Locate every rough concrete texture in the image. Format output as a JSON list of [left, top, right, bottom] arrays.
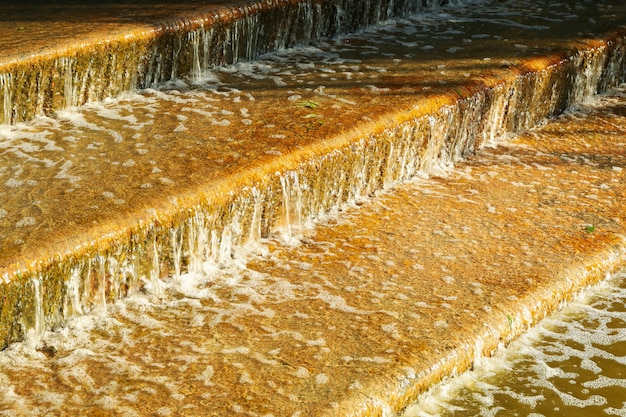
[[0, 0, 458, 124], [1, 0, 626, 350]]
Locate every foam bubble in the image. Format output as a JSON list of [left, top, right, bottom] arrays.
[[316, 373, 329, 384], [5, 178, 23, 187], [15, 217, 35, 227]]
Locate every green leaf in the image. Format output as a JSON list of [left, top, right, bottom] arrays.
[[297, 100, 321, 109]]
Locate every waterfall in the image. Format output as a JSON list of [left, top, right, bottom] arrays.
[[26, 277, 44, 344], [64, 266, 84, 319], [1, 32, 624, 349], [0, 0, 472, 126], [0, 73, 13, 125], [150, 237, 163, 298], [0, 0, 625, 351]]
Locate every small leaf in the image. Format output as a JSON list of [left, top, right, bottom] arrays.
[[297, 100, 321, 109], [585, 224, 595, 233], [507, 315, 513, 329]]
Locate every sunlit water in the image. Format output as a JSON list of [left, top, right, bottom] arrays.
[[0, 0, 625, 415], [2, 0, 623, 281], [0, 86, 624, 415], [401, 270, 626, 417]]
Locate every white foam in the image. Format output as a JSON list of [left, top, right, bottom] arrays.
[[402, 271, 626, 416], [316, 373, 329, 384], [15, 217, 35, 227]]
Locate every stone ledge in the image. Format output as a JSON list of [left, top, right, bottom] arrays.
[[1, 83, 625, 415], [1, 4, 625, 350], [0, 0, 449, 124], [0, 1, 626, 414]]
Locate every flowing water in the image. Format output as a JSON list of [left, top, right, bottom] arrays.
[[401, 270, 626, 417], [0, 85, 625, 416], [0, 0, 468, 124], [1, 0, 625, 349], [0, 0, 625, 415]]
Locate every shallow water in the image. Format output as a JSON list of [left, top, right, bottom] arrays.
[[3, 0, 624, 275], [401, 270, 626, 417], [0, 0, 625, 414], [0, 86, 625, 416]]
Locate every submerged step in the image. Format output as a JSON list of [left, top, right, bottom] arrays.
[[1, 84, 625, 416], [0, 0, 466, 125], [1, 0, 626, 351], [0, 2, 626, 415], [399, 268, 626, 415], [1, 0, 625, 125]]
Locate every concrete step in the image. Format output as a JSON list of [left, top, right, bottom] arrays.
[[1, 0, 625, 125], [1, 82, 625, 417], [1, 0, 625, 349], [0, 0, 625, 414], [0, 0, 465, 124]]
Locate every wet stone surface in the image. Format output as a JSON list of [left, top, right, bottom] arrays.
[[402, 270, 626, 416], [0, 0, 222, 65], [1, 0, 625, 275], [0, 0, 625, 415], [0, 82, 625, 417], [1, 0, 623, 65]]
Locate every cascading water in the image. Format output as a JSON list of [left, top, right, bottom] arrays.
[[64, 266, 84, 319], [401, 270, 626, 417], [26, 277, 44, 344], [0, 82, 624, 416], [1, 0, 625, 351], [0, 0, 470, 125], [0, 74, 12, 125], [0, 0, 625, 415]]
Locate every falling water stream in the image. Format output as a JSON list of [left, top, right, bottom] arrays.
[[0, 85, 625, 415]]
